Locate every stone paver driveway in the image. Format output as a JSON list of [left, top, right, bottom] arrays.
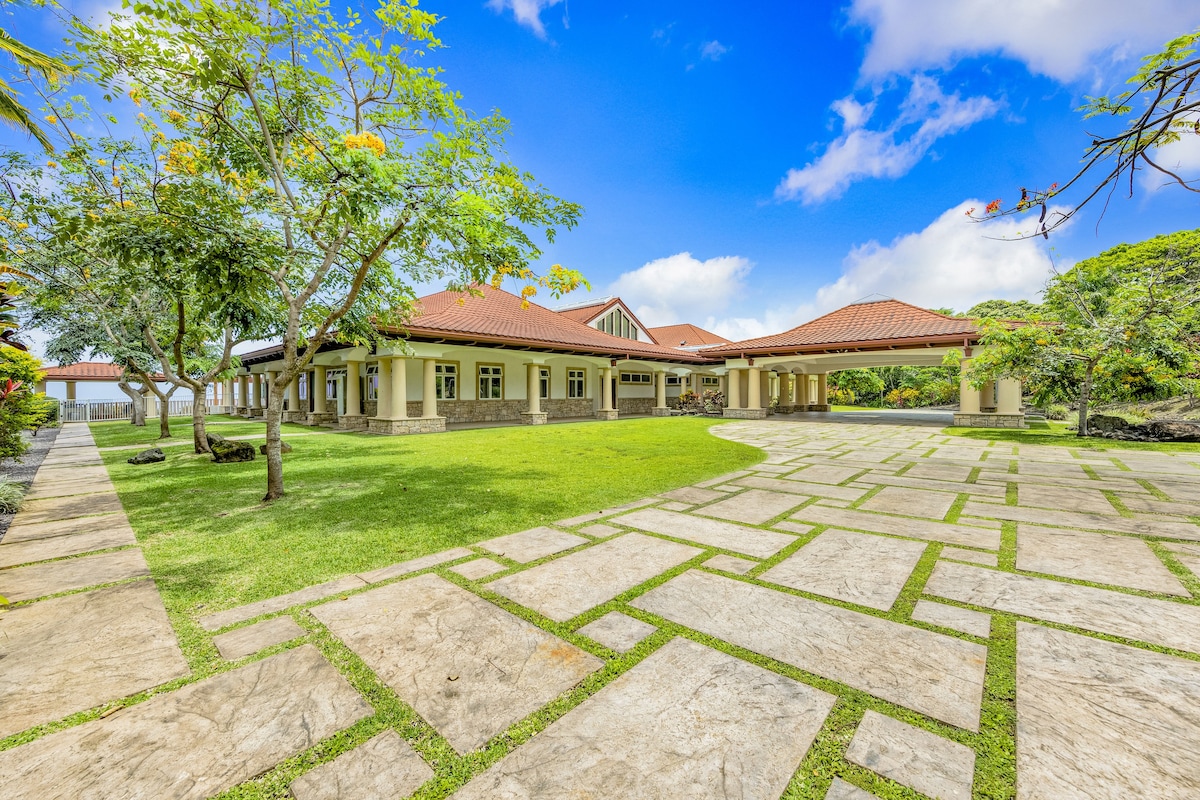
[[4, 419, 1200, 798]]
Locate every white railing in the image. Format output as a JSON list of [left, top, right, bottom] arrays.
[[59, 399, 194, 422]]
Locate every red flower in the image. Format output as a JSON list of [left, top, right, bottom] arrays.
[[985, 199, 1002, 214]]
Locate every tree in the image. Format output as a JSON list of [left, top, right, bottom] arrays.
[[973, 29, 1200, 237], [828, 369, 885, 405], [0, 25, 71, 151], [78, 0, 584, 499], [969, 230, 1200, 435], [965, 299, 1041, 320]]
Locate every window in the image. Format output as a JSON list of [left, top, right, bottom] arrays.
[[665, 375, 682, 386], [366, 364, 379, 401], [567, 369, 585, 399], [479, 365, 503, 399], [702, 376, 719, 387], [298, 373, 308, 400], [620, 372, 652, 384], [595, 307, 639, 341], [539, 367, 550, 400], [435, 363, 457, 400]]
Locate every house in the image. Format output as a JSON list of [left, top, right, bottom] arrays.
[[219, 290, 1023, 432]]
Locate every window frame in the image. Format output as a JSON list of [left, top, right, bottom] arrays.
[[567, 368, 586, 399], [619, 371, 653, 385], [365, 364, 379, 401], [435, 361, 459, 401], [538, 367, 550, 400], [477, 363, 504, 400]]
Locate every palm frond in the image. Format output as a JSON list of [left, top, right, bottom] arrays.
[[0, 79, 52, 152], [0, 28, 71, 79]]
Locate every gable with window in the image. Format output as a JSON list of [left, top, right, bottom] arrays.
[[595, 306, 640, 341]]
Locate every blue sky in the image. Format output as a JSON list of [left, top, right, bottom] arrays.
[[7, 0, 1200, 348]]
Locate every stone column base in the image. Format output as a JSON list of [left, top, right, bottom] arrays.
[[235, 406, 249, 417], [722, 408, 768, 420], [595, 409, 620, 421], [367, 416, 447, 435], [305, 412, 337, 426], [651, 407, 672, 417], [282, 410, 308, 423], [521, 411, 549, 425], [953, 412, 1026, 429], [247, 408, 265, 418], [338, 414, 368, 430], [776, 405, 795, 414], [804, 404, 831, 412]]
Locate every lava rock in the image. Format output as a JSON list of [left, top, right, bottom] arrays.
[[1141, 419, 1200, 442], [258, 442, 293, 455], [211, 440, 255, 463], [127, 448, 165, 465], [205, 432, 226, 448], [1086, 414, 1131, 433]]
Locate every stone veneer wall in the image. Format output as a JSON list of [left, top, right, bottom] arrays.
[[952, 413, 1025, 429], [362, 398, 592, 423], [617, 397, 655, 415]]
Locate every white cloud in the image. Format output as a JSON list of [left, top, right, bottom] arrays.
[[1138, 122, 1200, 194], [776, 76, 1000, 203], [609, 252, 752, 326], [849, 0, 1200, 83], [486, 0, 563, 38], [700, 40, 729, 61], [803, 199, 1064, 319]]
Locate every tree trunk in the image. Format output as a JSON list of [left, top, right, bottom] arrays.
[[117, 380, 146, 427], [192, 391, 212, 454], [159, 398, 172, 438], [1077, 361, 1096, 437], [263, 383, 286, 501]]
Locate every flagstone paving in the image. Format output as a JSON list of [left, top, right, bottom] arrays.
[[761, 528, 926, 611], [7, 418, 1200, 799], [451, 638, 836, 799]]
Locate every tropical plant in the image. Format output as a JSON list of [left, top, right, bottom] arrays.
[[0, 25, 71, 151], [0, 344, 49, 458]]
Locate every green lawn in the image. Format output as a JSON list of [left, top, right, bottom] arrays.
[[90, 415, 314, 449], [98, 417, 760, 623], [944, 419, 1200, 453]]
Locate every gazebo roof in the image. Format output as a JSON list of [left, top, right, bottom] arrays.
[[704, 299, 980, 356], [41, 362, 148, 382]]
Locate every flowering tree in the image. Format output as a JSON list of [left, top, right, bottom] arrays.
[[969, 231, 1200, 435], [971, 29, 1200, 237], [78, 0, 584, 499]]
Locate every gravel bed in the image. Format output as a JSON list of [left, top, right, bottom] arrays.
[[0, 426, 62, 542]]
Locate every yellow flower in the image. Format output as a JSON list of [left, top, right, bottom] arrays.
[[343, 131, 386, 157], [46, 161, 58, 169], [112, 176, 122, 187], [44, 115, 57, 124], [97, 158, 107, 166]]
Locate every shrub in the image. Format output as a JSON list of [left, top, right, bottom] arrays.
[[0, 478, 25, 513], [1045, 404, 1069, 420], [828, 387, 856, 405]]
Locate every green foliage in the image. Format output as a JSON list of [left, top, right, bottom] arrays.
[[0, 345, 49, 459], [966, 299, 1041, 320], [829, 366, 958, 409], [971, 230, 1200, 434], [0, 476, 23, 512]]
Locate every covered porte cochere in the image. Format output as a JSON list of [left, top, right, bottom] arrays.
[[702, 298, 1025, 428]]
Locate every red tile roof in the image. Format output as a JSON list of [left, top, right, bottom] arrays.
[[383, 285, 708, 362], [556, 300, 612, 324], [41, 362, 166, 381], [647, 323, 731, 348], [704, 299, 979, 355]]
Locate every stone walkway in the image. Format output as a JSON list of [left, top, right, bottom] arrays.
[[4, 419, 1200, 798]]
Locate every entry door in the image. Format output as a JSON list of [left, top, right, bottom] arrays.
[[611, 377, 618, 409], [327, 374, 342, 415]]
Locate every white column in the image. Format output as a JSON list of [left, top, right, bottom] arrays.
[[65, 381, 76, 401], [527, 363, 541, 414], [959, 360, 981, 414], [345, 361, 361, 416], [817, 373, 828, 405], [237, 374, 249, 408], [312, 365, 327, 413], [375, 358, 392, 419], [747, 367, 761, 410], [250, 374, 261, 409], [287, 375, 301, 412], [655, 371, 667, 409], [789, 373, 799, 405], [997, 378, 1022, 414], [727, 368, 741, 409], [265, 371, 277, 408], [601, 368, 614, 411], [797, 374, 809, 406], [760, 370, 771, 407], [394, 357, 410, 419]]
